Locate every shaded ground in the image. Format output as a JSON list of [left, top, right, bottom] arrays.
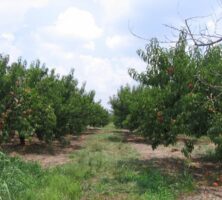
[[1, 128, 99, 167], [121, 133, 222, 200]]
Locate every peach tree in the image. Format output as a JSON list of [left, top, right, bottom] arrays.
[[111, 32, 222, 158], [0, 56, 109, 145]]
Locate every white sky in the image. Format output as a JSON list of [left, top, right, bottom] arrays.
[[0, 0, 220, 108]]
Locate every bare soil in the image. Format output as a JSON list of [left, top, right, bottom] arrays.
[[1, 129, 98, 168], [3, 136, 83, 168]]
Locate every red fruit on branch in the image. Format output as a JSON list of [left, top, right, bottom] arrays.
[[213, 182, 219, 187], [166, 67, 174, 76], [188, 82, 193, 90]]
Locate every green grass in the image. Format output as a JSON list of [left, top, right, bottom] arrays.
[[102, 122, 118, 131], [0, 131, 194, 200], [0, 152, 43, 200]]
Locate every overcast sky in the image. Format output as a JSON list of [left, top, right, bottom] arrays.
[[0, 0, 220, 108]]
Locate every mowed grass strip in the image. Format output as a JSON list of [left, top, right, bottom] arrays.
[[0, 131, 194, 200]]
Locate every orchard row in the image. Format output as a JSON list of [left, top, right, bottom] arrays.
[[0, 56, 109, 145], [110, 32, 222, 158]]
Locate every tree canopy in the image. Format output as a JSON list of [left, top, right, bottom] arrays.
[[0, 56, 109, 145], [110, 32, 222, 158]]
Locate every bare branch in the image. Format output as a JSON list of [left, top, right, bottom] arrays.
[[185, 18, 197, 45], [128, 21, 178, 44], [128, 21, 150, 41], [164, 13, 222, 47]]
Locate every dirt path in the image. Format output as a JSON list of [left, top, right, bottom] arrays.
[[1, 128, 105, 168], [1, 128, 103, 168], [126, 134, 222, 200], [6, 135, 84, 168], [2, 129, 98, 168]]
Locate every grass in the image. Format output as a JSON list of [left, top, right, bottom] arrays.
[[0, 130, 195, 200], [0, 152, 43, 200], [100, 122, 118, 131]]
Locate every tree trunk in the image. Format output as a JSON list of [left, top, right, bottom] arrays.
[[19, 135, 25, 145]]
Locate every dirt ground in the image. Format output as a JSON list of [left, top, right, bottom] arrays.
[[1, 129, 98, 168], [2, 136, 81, 167], [1, 129, 222, 199]]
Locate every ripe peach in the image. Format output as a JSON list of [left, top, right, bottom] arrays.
[[166, 67, 174, 76], [213, 182, 219, 187], [188, 83, 193, 90]]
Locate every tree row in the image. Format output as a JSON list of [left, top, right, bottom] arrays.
[[0, 55, 109, 145]]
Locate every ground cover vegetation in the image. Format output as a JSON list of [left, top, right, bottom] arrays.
[[0, 130, 194, 200]]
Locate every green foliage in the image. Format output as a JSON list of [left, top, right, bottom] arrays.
[[88, 102, 110, 127], [111, 32, 222, 158], [0, 55, 108, 144], [109, 85, 133, 128]]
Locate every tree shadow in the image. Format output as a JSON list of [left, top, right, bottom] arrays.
[[189, 156, 222, 185], [0, 128, 103, 156], [106, 132, 152, 145], [113, 156, 222, 199], [130, 156, 222, 184], [118, 132, 222, 185], [105, 128, 222, 198], [113, 156, 222, 198], [1, 135, 83, 155], [99, 157, 194, 198], [106, 134, 125, 143]]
